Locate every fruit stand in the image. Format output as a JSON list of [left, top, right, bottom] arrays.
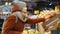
[[22, 10, 60, 34]]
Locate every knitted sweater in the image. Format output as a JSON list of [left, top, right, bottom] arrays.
[[2, 12, 45, 34], [1, 4, 45, 34]]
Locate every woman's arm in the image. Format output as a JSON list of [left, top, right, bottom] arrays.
[[26, 18, 45, 24], [12, 12, 45, 24]]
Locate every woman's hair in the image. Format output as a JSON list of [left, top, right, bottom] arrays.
[[11, 4, 21, 13], [11, 1, 27, 13]]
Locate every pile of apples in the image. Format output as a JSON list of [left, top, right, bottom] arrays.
[[37, 10, 55, 19]]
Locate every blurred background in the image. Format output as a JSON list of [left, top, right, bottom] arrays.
[[0, 0, 60, 34]]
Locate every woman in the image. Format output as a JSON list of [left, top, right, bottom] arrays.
[[2, 1, 45, 34]]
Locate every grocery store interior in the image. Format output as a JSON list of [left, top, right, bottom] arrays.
[[0, 0, 60, 34]]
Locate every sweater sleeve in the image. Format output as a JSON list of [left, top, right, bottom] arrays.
[[2, 15, 22, 34], [26, 18, 45, 24]]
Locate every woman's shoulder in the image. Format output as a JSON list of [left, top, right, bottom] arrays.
[[9, 15, 16, 19], [14, 11, 21, 14], [12, 11, 22, 15], [9, 11, 22, 20]]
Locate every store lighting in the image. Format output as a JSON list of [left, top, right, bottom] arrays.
[[34, 10, 39, 14], [5, 2, 8, 6], [49, 3, 52, 5], [49, 2, 53, 5], [9, 3, 11, 5]]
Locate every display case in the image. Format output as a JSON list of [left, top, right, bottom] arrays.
[[43, 14, 60, 30]]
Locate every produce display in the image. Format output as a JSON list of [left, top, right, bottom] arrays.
[[37, 10, 55, 19], [22, 10, 60, 34], [22, 29, 51, 34], [37, 10, 60, 31], [22, 29, 38, 34]]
